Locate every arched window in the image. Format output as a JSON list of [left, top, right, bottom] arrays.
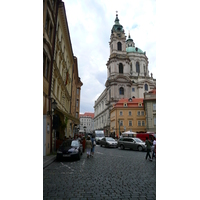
[[144, 84, 148, 91], [136, 62, 140, 73], [119, 63, 123, 73], [117, 42, 122, 51], [119, 87, 124, 95]]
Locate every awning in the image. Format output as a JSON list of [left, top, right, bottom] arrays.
[[54, 108, 80, 125]]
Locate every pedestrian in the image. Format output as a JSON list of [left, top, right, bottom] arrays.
[[85, 135, 92, 158], [152, 139, 156, 159], [91, 134, 96, 157], [145, 137, 153, 161]]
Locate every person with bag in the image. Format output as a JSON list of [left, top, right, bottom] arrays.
[[145, 137, 153, 161], [85, 135, 92, 158], [91, 134, 96, 157]]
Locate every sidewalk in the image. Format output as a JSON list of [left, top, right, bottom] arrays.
[[43, 154, 57, 169]]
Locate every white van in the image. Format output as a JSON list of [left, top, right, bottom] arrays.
[[95, 130, 105, 144]]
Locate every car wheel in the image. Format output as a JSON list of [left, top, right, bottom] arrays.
[[120, 145, 124, 150], [138, 146, 143, 151]]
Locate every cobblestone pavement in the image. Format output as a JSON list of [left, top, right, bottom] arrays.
[[43, 145, 156, 200]]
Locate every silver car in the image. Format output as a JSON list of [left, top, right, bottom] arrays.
[[118, 137, 146, 151], [100, 137, 118, 148]]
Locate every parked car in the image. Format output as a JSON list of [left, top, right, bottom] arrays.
[[99, 137, 118, 148], [118, 137, 146, 151], [57, 139, 83, 161]]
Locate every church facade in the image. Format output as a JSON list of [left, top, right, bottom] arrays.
[[94, 13, 156, 136]]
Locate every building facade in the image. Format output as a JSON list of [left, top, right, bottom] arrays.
[[43, 0, 82, 155], [79, 113, 94, 133], [43, 0, 59, 156], [143, 89, 156, 133], [94, 13, 156, 135], [110, 98, 146, 137]]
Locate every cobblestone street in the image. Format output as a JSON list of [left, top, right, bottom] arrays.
[[43, 145, 156, 200]]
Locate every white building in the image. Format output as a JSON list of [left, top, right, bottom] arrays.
[[94, 13, 156, 136], [79, 113, 94, 133]]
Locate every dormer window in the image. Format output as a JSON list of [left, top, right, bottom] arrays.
[[124, 103, 127, 107]]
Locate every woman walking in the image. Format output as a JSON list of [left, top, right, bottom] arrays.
[[85, 135, 92, 158]]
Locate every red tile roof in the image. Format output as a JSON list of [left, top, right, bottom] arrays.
[[148, 89, 156, 94], [79, 112, 94, 118], [114, 98, 144, 108]]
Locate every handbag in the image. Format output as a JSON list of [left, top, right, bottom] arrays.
[[93, 141, 96, 146]]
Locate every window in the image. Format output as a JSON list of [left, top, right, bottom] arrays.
[[45, 14, 49, 31], [136, 62, 140, 73], [119, 87, 124, 95], [145, 84, 148, 91], [142, 121, 145, 126], [137, 111, 140, 116], [120, 121, 123, 126], [138, 121, 141, 126], [141, 111, 144, 116], [119, 63, 123, 73], [129, 111, 132, 116], [129, 121, 132, 126], [153, 103, 156, 111], [120, 111, 123, 116], [76, 100, 79, 107], [117, 42, 122, 51], [77, 88, 80, 95], [132, 88, 135, 92], [154, 117, 156, 125], [45, 59, 50, 80]]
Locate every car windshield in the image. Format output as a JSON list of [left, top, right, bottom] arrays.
[[106, 137, 115, 141], [62, 140, 79, 147], [134, 138, 143, 143]]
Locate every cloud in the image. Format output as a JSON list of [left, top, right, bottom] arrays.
[[64, 0, 156, 113]]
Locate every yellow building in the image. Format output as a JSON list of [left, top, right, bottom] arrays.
[[110, 98, 146, 137]]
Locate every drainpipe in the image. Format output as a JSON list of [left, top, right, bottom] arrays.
[[48, 0, 60, 153]]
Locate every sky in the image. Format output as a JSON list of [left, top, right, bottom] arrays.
[[63, 0, 156, 114]]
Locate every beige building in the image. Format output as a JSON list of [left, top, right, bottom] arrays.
[[50, 1, 82, 141], [43, 0, 59, 156], [110, 98, 146, 137], [144, 89, 156, 133], [43, 0, 82, 154]]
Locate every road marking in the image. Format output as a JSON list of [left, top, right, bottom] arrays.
[[60, 162, 74, 171]]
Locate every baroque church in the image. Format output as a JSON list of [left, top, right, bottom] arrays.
[[93, 13, 156, 136]]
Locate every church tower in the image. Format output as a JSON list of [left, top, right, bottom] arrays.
[[105, 12, 132, 108]]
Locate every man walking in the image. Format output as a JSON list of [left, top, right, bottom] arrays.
[[145, 137, 153, 161]]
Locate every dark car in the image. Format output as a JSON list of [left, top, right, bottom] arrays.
[[99, 137, 118, 148], [57, 139, 83, 161], [118, 137, 146, 151]]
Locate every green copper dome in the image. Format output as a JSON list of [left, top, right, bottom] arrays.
[[112, 13, 124, 32], [126, 46, 144, 54]]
